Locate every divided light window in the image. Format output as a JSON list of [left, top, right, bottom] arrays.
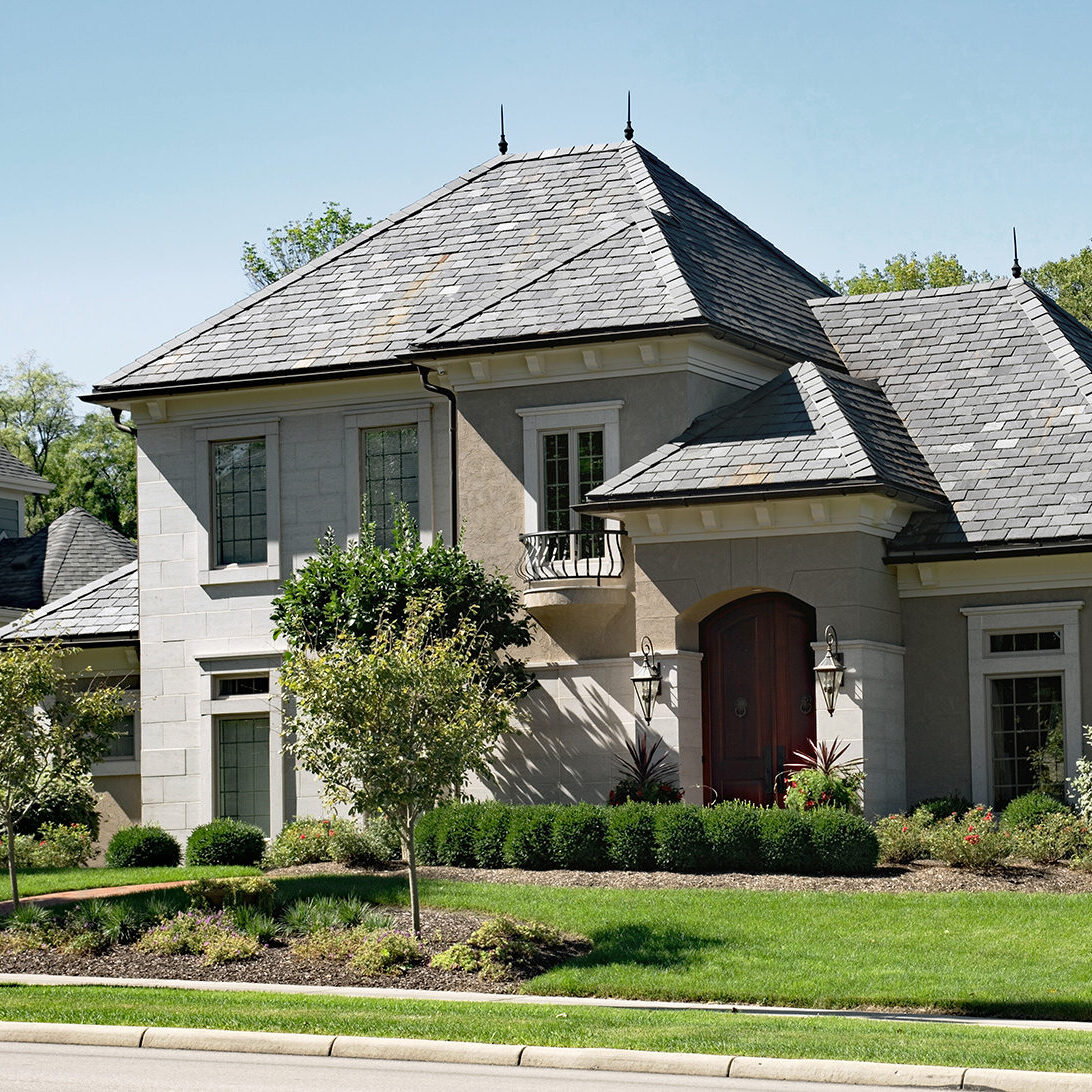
[[0, 498, 18, 538], [363, 425, 418, 548], [990, 675, 1063, 806], [213, 439, 266, 566], [218, 715, 270, 835], [541, 428, 605, 556]]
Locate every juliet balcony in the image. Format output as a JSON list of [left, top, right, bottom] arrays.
[[517, 528, 629, 613]]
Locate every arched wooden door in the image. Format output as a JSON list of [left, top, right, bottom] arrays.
[[701, 593, 817, 806]]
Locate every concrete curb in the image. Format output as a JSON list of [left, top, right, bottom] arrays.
[[0, 1020, 1090, 1088]]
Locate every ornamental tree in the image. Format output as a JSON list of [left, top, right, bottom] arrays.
[[0, 642, 127, 907], [280, 601, 522, 934]]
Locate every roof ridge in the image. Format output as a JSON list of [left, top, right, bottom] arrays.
[[40, 511, 84, 601], [809, 277, 1014, 309], [415, 215, 638, 345], [0, 561, 137, 642], [1009, 279, 1092, 410]]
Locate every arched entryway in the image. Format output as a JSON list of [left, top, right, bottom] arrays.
[[700, 592, 817, 806]]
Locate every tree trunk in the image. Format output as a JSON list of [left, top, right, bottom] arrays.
[[5, 813, 19, 911], [406, 812, 420, 937]]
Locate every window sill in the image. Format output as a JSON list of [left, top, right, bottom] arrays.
[[94, 759, 139, 777], [199, 562, 281, 587]]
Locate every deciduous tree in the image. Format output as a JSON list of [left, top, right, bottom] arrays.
[[1025, 244, 1092, 328], [824, 252, 993, 295]]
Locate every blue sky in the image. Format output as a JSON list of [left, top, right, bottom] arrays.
[[3, 0, 1090, 393]]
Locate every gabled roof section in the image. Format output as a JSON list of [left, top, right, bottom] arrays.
[[90, 143, 838, 399], [584, 361, 944, 508], [0, 508, 137, 611], [811, 278, 1092, 556], [0, 561, 137, 643], [0, 445, 53, 496]]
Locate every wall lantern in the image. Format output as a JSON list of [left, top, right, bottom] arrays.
[[631, 636, 662, 725], [813, 625, 845, 716]]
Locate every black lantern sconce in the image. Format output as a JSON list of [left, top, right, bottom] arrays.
[[813, 625, 845, 716], [631, 636, 662, 725]]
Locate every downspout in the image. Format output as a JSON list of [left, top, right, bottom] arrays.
[[110, 407, 137, 437], [415, 365, 457, 539]]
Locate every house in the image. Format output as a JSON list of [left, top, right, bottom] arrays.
[[83, 139, 1092, 837]]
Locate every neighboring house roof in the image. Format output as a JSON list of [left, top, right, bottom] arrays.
[[0, 444, 53, 496], [811, 278, 1092, 558], [0, 507, 137, 611], [585, 360, 945, 509], [89, 143, 839, 400], [0, 561, 137, 644]]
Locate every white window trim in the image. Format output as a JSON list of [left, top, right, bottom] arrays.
[[196, 419, 281, 586], [344, 403, 434, 545], [92, 699, 140, 777], [516, 400, 623, 535], [962, 601, 1083, 804]]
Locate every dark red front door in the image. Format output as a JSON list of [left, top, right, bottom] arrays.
[[701, 593, 817, 806]]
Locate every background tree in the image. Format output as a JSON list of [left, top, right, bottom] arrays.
[[0, 642, 126, 907], [282, 601, 521, 935], [272, 515, 534, 692], [241, 201, 371, 290], [824, 252, 993, 295], [1025, 244, 1092, 327]]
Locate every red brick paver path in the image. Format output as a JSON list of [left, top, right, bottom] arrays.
[[0, 880, 191, 915]]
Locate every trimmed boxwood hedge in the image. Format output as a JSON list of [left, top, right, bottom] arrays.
[[105, 824, 182, 868], [186, 818, 267, 866], [413, 800, 879, 876]]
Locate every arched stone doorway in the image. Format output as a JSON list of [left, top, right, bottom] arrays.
[[700, 592, 817, 805]]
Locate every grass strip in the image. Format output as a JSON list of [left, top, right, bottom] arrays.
[[1, 865, 260, 900], [0, 984, 1090, 1074], [269, 874, 1092, 1019]]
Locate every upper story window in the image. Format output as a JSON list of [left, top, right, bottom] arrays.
[[542, 428, 605, 555], [0, 497, 19, 538], [989, 630, 1062, 654], [363, 425, 419, 548], [213, 439, 266, 566]]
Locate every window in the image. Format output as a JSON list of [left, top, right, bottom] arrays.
[[217, 674, 270, 698], [213, 439, 266, 565], [0, 497, 18, 538], [104, 713, 137, 760], [541, 428, 605, 558], [217, 715, 270, 834], [963, 602, 1083, 806], [362, 425, 419, 548]]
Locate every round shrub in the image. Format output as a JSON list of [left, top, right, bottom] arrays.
[[15, 779, 101, 841], [330, 822, 396, 868], [551, 804, 609, 870], [912, 795, 972, 824], [413, 808, 446, 865], [502, 806, 559, 870], [874, 812, 931, 864], [654, 805, 711, 873], [1001, 791, 1071, 831], [759, 808, 813, 873], [606, 801, 657, 871], [263, 817, 341, 867], [703, 801, 763, 872], [473, 802, 512, 868], [105, 824, 181, 867], [435, 802, 484, 867], [808, 809, 879, 874], [186, 818, 266, 866]]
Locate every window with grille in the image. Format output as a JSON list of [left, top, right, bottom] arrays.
[[540, 428, 605, 557], [217, 716, 270, 834], [217, 674, 270, 698], [990, 675, 1063, 806], [213, 439, 267, 565], [362, 425, 419, 548]]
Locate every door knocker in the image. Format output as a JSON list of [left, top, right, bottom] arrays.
[[734, 697, 748, 718], [800, 695, 814, 715]]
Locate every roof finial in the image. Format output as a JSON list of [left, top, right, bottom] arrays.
[[498, 105, 508, 155], [1011, 227, 1022, 279], [624, 91, 634, 141]]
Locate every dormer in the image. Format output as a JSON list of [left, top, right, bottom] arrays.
[[0, 443, 53, 539]]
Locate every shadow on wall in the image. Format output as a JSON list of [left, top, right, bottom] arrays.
[[484, 682, 637, 806]]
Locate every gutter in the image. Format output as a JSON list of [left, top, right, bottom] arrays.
[[884, 537, 1092, 565]]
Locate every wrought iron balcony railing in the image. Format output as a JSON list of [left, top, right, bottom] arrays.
[[518, 529, 627, 585]]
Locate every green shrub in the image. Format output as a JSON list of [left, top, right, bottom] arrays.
[[431, 915, 564, 981], [503, 806, 559, 870], [412, 809, 445, 865], [185, 876, 276, 915], [33, 822, 96, 867], [784, 768, 859, 812], [874, 812, 932, 864], [330, 822, 396, 868], [1012, 813, 1090, 864], [349, 931, 425, 975], [435, 802, 483, 867], [808, 809, 879, 874], [759, 808, 813, 873], [550, 804, 608, 870], [202, 930, 261, 964], [14, 778, 101, 841], [654, 805, 711, 873], [473, 802, 511, 868], [703, 801, 763, 872], [926, 805, 1013, 869], [228, 906, 278, 944], [105, 825, 181, 867], [605, 802, 657, 871], [291, 923, 377, 962], [137, 908, 256, 964], [0, 834, 41, 870], [186, 818, 266, 866], [912, 796, 972, 824], [280, 895, 391, 936], [1000, 791, 1072, 831]]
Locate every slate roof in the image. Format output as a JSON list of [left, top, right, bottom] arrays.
[[90, 143, 839, 399], [0, 445, 53, 496], [0, 508, 137, 611], [812, 278, 1092, 557], [0, 561, 137, 643], [585, 361, 945, 508]]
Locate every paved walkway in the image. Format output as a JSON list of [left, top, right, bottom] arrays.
[[0, 880, 191, 916]]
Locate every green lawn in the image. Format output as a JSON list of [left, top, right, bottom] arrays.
[[0, 984, 1089, 1074], [270, 874, 1092, 1019], [0, 865, 260, 900]]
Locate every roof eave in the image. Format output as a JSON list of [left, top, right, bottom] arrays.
[[885, 537, 1092, 564]]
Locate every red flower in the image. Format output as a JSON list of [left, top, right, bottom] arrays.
[[300, 834, 306, 840]]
